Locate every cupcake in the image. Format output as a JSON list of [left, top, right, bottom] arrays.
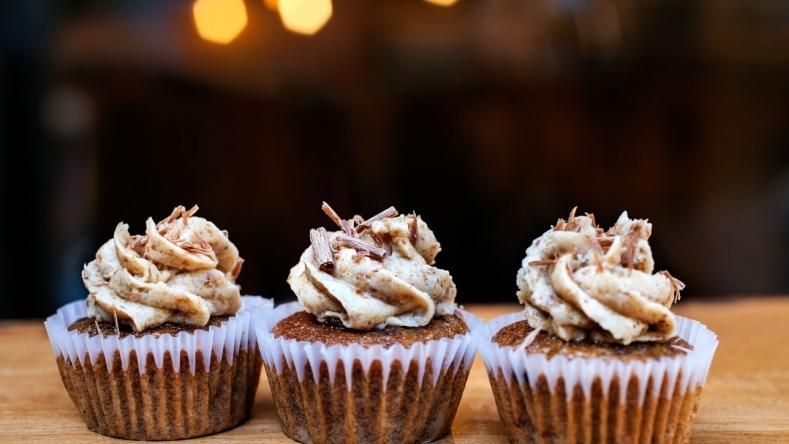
[[476, 208, 718, 444], [256, 202, 477, 444], [44, 205, 271, 440]]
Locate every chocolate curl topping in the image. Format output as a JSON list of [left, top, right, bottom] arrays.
[[598, 236, 615, 247], [229, 257, 244, 281], [129, 235, 147, 255], [661, 270, 686, 304], [336, 234, 387, 260], [590, 237, 606, 272], [528, 259, 556, 267], [408, 212, 419, 245], [157, 204, 199, 231], [310, 227, 335, 272], [620, 221, 644, 268], [321, 202, 355, 236], [363, 229, 384, 247], [356, 206, 398, 233], [553, 206, 582, 232]]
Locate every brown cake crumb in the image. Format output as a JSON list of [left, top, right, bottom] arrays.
[[493, 320, 692, 360], [273, 311, 468, 347], [68, 316, 230, 338], [55, 339, 261, 440]]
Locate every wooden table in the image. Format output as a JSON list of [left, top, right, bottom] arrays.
[[1, 298, 788, 443]]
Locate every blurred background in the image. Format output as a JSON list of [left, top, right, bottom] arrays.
[[2, 0, 788, 318]]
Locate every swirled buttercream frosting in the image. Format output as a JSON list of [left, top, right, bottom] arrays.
[[81, 205, 244, 331], [287, 203, 457, 330], [516, 208, 685, 345]]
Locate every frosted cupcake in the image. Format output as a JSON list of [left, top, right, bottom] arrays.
[[45, 205, 271, 440], [476, 209, 718, 444], [257, 203, 477, 444]]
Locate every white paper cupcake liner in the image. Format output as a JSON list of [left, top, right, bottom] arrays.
[[255, 301, 478, 389], [45, 295, 272, 374], [255, 301, 479, 444], [475, 311, 718, 403], [473, 310, 718, 443]]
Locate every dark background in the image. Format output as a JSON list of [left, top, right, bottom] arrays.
[[2, 0, 788, 318]]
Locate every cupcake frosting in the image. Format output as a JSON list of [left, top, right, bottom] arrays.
[[81, 205, 244, 332], [516, 208, 684, 345], [288, 203, 457, 330]]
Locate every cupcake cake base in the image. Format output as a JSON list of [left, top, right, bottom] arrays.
[[477, 313, 718, 444], [257, 302, 478, 444], [46, 296, 271, 440], [56, 345, 260, 440]]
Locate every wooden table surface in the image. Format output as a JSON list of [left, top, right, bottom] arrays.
[[1, 297, 788, 443]]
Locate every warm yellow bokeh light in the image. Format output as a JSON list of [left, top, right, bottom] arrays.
[[278, 0, 333, 36], [425, 0, 458, 6], [193, 0, 248, 44]]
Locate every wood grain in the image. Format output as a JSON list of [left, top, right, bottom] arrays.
[[1, 298, 787, 443]]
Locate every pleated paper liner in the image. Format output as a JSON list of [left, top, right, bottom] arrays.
[[475, 312, 719, 444], [44, 296, 272, 440], [256, 301, 479, 444]]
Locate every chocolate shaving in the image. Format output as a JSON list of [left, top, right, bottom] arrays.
[[229, 258, 244, 281], [361, 228, 384, 247], [336, 234, 386, 260], [351, 215, 365, 228], [515, 326, 542, 351], [182, 205, 198, 224], [356, 206, 398, 232], [309, 227, 335, 272], [129, 235, 147, 255], [179, 242, 213, 256], [597, 236, 614, 247], [112, 307, 120, 335], [585, 212, 597, 228], [590, 238, 605, 272], [321, 202, 355, 236], [408, 212, 419, 245], [158, 206, 182, 227], [592, 253, 604, 272], [564, 206, 580, 231], [528, 259, 556, 267], [553, 207, 591, 232], [175, 234, 216, 260], [157, 205, 198, 231], [661, 270, 685, 304], [620, 221, 643, 268]]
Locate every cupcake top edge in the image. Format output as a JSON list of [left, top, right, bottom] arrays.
[[287, 202, 458, 331], [516, 207, 685, 346], [81, 205, 244, 332]]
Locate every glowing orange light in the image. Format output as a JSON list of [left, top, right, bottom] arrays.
[[264, 0, 279, 11], [193, 0, 248, 44], [425, 0, 458, 6], [278, 0, 332, 36]]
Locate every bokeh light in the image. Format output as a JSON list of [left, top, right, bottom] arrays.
[[193, 0, 248, 44], [278, 0, 333, 36], [425, 0, 459, 7]]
